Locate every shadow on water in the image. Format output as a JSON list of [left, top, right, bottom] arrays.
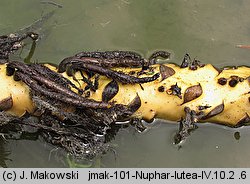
[[0, 0, 250, 167], [0, 138, 11, 168]]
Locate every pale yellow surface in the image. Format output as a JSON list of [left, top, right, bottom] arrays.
[[0, 64, 35, 116], [1, 63, 249, 126], [88, 64, 250, 126]]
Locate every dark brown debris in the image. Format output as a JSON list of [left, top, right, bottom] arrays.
[[218, 77, 227, 85], [201, 103, 224, 120], [6, 65, 15, 76], [180, 54, 191, 68], [180, 54, 205, 70], [197, 105, 211, 111], [127, 94, 142, 114], [228, 76, 244, 87], [0, 96, 13, 111], [174, 107, 198, 145], [229, 79, 239, 87], [167, 83, 182, 99], [102, 80, 119, 102], [158, 86, 165, 92], [159, 64, 175, 81], [183, 84, 203, 104], [234, 131, 241, 140], [235, 113, 250, 127]]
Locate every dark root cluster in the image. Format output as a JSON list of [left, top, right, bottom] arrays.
[[0, 32, 38, 61], [0, 32, 171, 159]]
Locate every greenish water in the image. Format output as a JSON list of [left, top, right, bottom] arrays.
[[1, 0, 250, 167]]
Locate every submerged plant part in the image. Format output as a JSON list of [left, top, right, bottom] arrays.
[[0, 33, 249, 158]]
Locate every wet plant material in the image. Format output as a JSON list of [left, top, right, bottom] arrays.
[[1, 32, 250, 160], [0, 32, 38, 60], [174, 107, 199, 145], [0, 32, 170, 159], [0, 85, 126, 159]]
